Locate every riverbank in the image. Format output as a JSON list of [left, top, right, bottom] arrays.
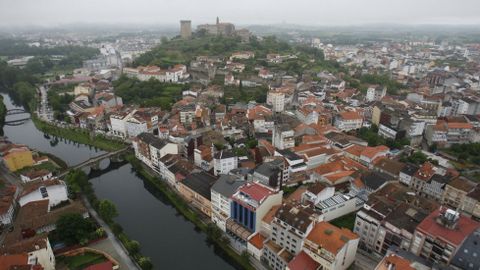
[[32, 116, 125, 152], [0, 95, 6, 135], [65, 169, 150, 269], [125, 154, 255, 270]]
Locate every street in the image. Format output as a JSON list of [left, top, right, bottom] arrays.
[[82, 196, 140, 270], [37, 85, 54, 122]]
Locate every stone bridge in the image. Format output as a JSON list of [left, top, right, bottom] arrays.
[[6, 109, 28, 115], [4, 109, 31, 125], [58, 146, 131, 178]]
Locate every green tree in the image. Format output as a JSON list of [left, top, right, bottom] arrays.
[[56, 213, 95, 245], [98, 199, 118, 223], [125, 240, 141, 255], [138, 257, 153, 270], [64, 169, 89, 195]]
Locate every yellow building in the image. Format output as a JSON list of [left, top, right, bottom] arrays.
[[3, 147, 34, 172]]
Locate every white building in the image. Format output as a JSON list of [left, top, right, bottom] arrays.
[[334, 111, 363, 132], [271, 202, 318, 255], [18, 180, 68, 209], [110, 110, 134, 138], [273, 124, 295, 150], [303, 222, 359, 270], [267, 91, 286, 112], [315, 194, 357, 221], [125, 116, 148, 138], [213, 150, 238, 176], [398, 163, 419, 186], [210, 175, 246, 231], [20, 170, 53, 183], [365, 85, 387, 102], [452, 99, 470, 115], [132, 132, 179, 173]]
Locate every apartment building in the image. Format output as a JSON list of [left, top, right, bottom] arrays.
[[410, 208, 480, 265], [334, 111, 363, 132], [210, 174, 246, 231], [132, 132, 178, 173], [303, 222, 359, 270]]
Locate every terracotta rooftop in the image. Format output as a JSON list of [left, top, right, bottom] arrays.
[[236, 183, 275, 204], [416, 208, 480, 246], [447, 177, 476, 193], [287, 251, 320, 270], [248, 233, 266, 250], [376, 254, 415, 270], [413, 162, 435, 181], [339, 111, 362, 121], [306, 222, 358, 255], [262, 205, 280, 224], [0, 254, 29, 270], [0, 184, 17, 215], [20, 179, 65, 198]]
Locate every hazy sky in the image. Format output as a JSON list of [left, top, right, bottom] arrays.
[[1, 0, 480, 27]]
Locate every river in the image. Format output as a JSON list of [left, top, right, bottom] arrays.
[[2, 93, 238, 270]]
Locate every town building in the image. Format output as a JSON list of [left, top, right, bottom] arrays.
[[442, 177, 477, 209], [177, 172, 217, 217], [18, 179, 68, 209], [213, 150, 238, 176], [2, 145, 34, 172], [132, 132, 178, 173], [273, 124, 295, 150], [303, 222, 359, 270], [271, 202, 318, 255], [425, 116, 474, 147], [229, 183, 283, 242], [267, 91, 286, 112], [450, 228, 480, 270], [410, 208, 480, 265], [0, 185, 17, 225], [210, 174, 246, 231], [334, 111, 363, 132]]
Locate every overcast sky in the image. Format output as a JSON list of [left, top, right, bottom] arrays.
[[1, 0, 480, 27]]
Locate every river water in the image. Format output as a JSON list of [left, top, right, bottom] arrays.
[[2, 93, 238, 270]]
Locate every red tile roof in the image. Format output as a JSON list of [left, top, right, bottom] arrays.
[[287, 251, 320, 270], [340, 111, 362, 121], [248, 233, 266, 250], [413, 162, 435, 181], [0, 254, 28, 270], [237, 183, 274, 203], [306, 222, 358, 255], [416, 208, 480, 246]]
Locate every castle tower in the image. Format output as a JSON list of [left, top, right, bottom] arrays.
[[180, 20, 192, 39]]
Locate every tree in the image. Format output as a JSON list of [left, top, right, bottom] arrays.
[[125, 240, 141, 255], [56, 213, 95, 245], [64, 169, 89, 195], [95, 227, 106, 238], [138, 257, 153, 270], [98, 199, 118, 223]]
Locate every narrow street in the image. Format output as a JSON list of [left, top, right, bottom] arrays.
[[81, 196, 140, 270]]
